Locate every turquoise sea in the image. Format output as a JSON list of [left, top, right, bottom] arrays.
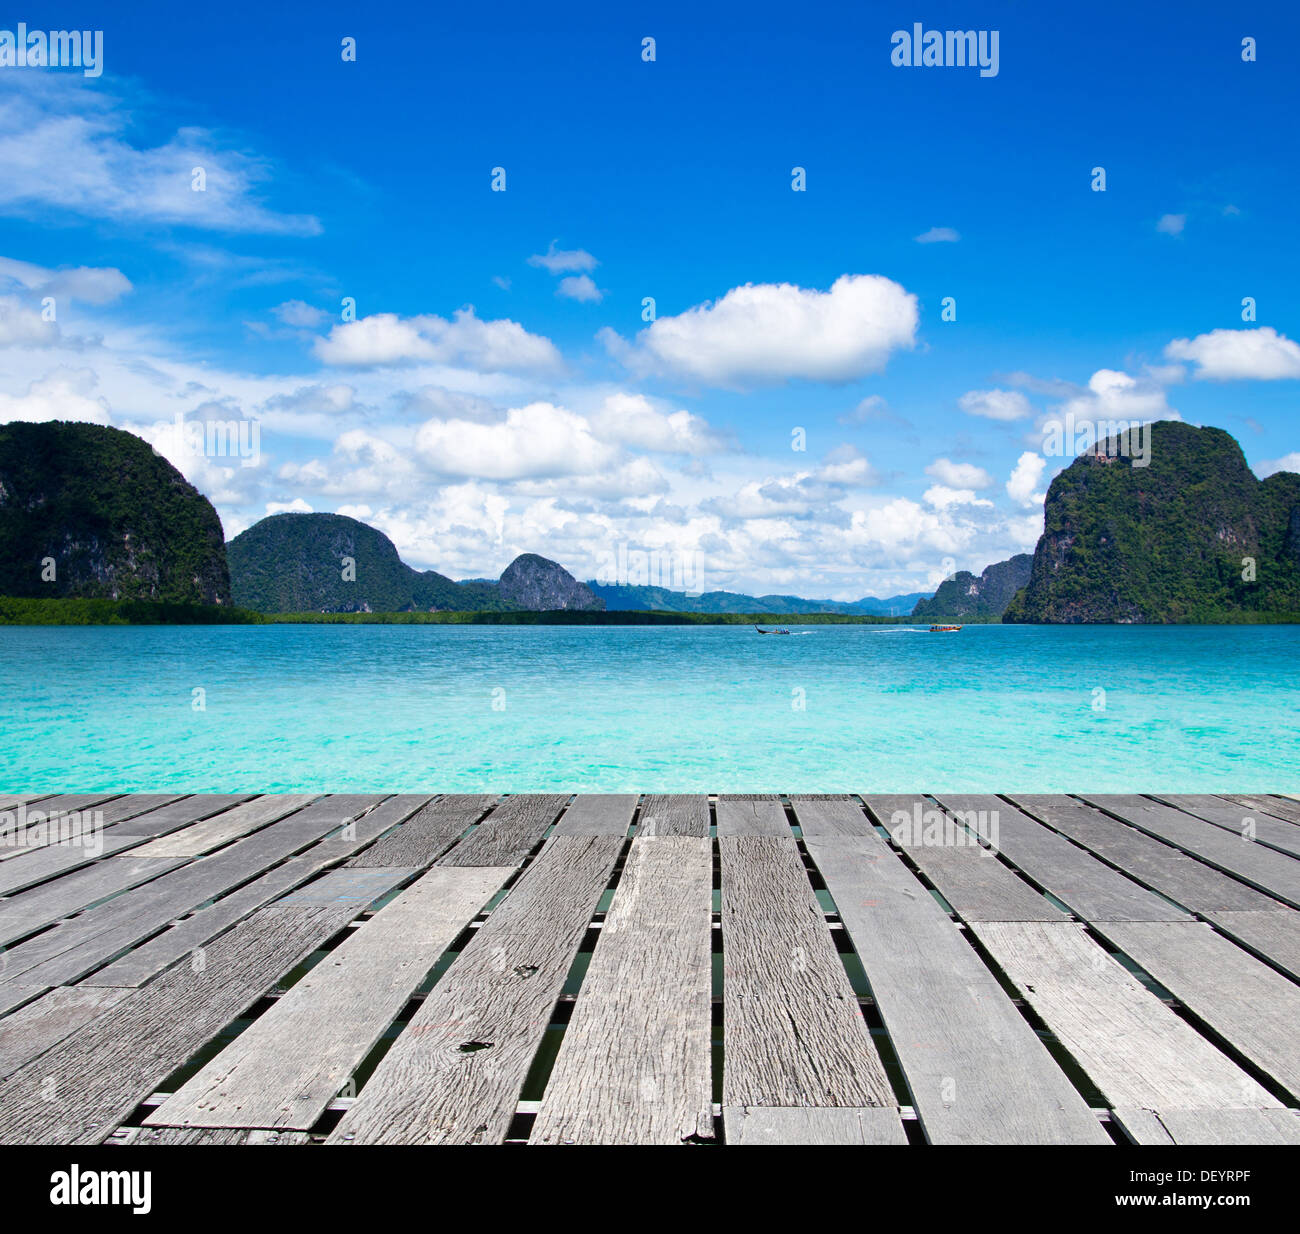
[[0, 623, 1296, 793]]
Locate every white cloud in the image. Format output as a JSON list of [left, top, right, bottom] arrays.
[[1256, 452, 1300, 479], [959, 388, 1031, 421], [266, 498, 313, 515], [925, 458, 993, 489], [1165, 327, 1300, 381], [1006, 452, 1047, 507], [315, 308, 562, 373], [0, 295, 59, 347], [915, 226, 960, 243], [272, 300, 329, 328], [0, 78, 320, 235], [0, 255, 131, 304], [1054, 368, 1179, 424], [0, 367, 111, 423], [527, 242, 597, 275], [601, 274, 917, 387], [589, 392, 724, 454], [556, 274, 603, 303], [1156, 213, 1186, 236], [923, 485, 993, 510]]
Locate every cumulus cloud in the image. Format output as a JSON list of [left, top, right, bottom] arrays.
[[315, 308, 562, 373], [959, 388, 1032, 421], [0, 255, 131, 305], [915, 226, 960, 243], [1256, 452, 1300, 479], [0, 367, 111, 423], [1006, 452, 1047, 507], [556, 274, 603, 303], [1054, 368, 1179, 424], [589, 392, 725, 454], [1165, 327, 1300, 381], [923, 485, 993, 510], [925, 458, 993, 489], [0, 295, 60, 347], [527, 242, 597, 275], [600, 274, 917, 387]]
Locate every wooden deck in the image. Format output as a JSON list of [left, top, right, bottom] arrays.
[[1, 791, 1298, 1146]]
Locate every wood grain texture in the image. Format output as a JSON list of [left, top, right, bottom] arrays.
[[531, 836, 713, 1144], [1011, 794, 1283, 914], [1, 795, 166, 860], [115, 1126, 309, 1145], [638, 794, 710, 837], [715, 795, 791, 837], [789, 796, 875, 837], [1151, 794, 1300, 858], [724, 1105, 907, 1145], [931, 794, 1190, 922], [1093, 919, 1300, 1100], [1080, 794, 1300, 909], [1113, 1106, 1300, 1146], [801, 830, 1110, 1145], [344, 795, 485, 865], [148, 865, 510, 1130], [550, 794, 638, 837], [105, 795, 255, 837], [1203, 909, 1300, 981], [721, 834, 894, 1109], [134, 795, 319, 858], [438, 794, 568, 866], [328, 835, 622, 1145], [1220, 794, 1300, 826], [0, 832, 142, 897], [971, 921, 1278, 1111], [0, 986, 130, 1080]]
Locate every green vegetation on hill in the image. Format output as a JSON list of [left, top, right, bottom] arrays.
[[1005, 422, 1300, 623], [913, 554, 1033, 620], [0, 597, 259, 625], [0, 421, 230, 605], [587, 581, 928, 615]]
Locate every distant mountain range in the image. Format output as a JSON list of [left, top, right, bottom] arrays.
[[913, 555, 1033, 620], [586, 582, 930, 616]]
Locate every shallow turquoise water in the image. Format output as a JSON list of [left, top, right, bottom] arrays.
[[0, 624, 1296, 792]]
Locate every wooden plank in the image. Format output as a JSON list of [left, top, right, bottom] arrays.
[[106, 794, 255, 837], [928, 794, 1190, 921], [1113, 1106, 1300, 1146], [0, 875, 410, 1145], [0, 986, 131, 1080], [1011, 794, 1283, 914], [870, 794, 1065, 922], [1151, 794, 1300, 858], [0, 795, 165, 860], [1203, 910, 1300, 981], [344, 795, 484, 866], [724, 1106, 907, 1145], [550, 794, 637, 837], [133, 795, 319, 858], [715, 795, 790, 837], [115, 1127, 309, 1145], [1080, 794, 1300, 908], [1093, 920, 1300, 1100], [0, 986, 45, 1017], [86, 796, 438, 989], [0, 796, 386, 986], [328, 835, 623, 1145], [1221, 794, 1300, 827], [437, 794, 568, 866], [530, 836, 713, 1145], [89, 795, 181, 827], [971, 921, 1279, 1111], [721, 833, 894, 1110], [793, 808, 1109, 1145], [148, 864, 509, 1130], [0, 832, 143, 896], [638, 794, 710, 837], [0, 854, 187, 947], [0, 794, 55, 811], [789, 795, 876, 838]]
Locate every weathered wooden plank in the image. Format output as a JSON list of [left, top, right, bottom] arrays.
[[1113, 1106, 1300, 1146], [328, 835, 623, 1145], [1221, 794, 1300, 827], [1080, 794, 1300, 908], [344, 795, 483, 866], [115, 1126, 309, 1145], [724, 1105, 907, 1145], [789, 795, 876, 838], [85, 797, 432, 989], [133, 795, 319, 858], [106, 794, 255, 837], [868, 794, 1064, 921], [89, 795, 182, 827], [0, 854, 187, 948], [1151, 794, 1300, 859], [971, 921, 1279, 1111], [721, 833, 894, 1109], [1093, 920, 1300, 1100], [437, 794, 568, 866], [928, 794, 1190, 921], [1011, 794, 1283, 914], [0, 878, 408, 1144], [530, 836, 713, 1145], [793, 811, 1109, 1144], [273, 867, 419, 907], [0, 832, 143, 896], [148, 864, 509, 1130], [637, 794, 710, 837], [550, 794, 637, 837], [0, 795, 166, 860], [0, 796, 386, 986], [0, 793, 55, 811], [0, 986, 131, 1080], [715, 795, 790, 837], [1203, 909, 1300, 981], [0, 986, 45, 1017]]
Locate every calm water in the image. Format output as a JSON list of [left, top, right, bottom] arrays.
[[0, 624, 1296, 793]]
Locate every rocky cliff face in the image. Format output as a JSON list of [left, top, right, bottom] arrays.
[[0, 421, 230, 605], [498, 553, 604, 611], [912, 554, 1033, 619], [1003, 421, 1300, 622]]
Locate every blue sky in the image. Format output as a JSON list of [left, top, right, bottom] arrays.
[[1, 1, 1297, 598]]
